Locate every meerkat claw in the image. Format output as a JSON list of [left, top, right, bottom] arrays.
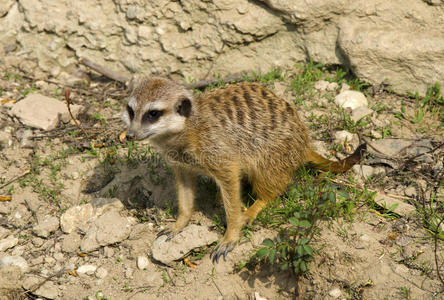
[[157, 227, 178, 241], [210, 242, 234, 264]]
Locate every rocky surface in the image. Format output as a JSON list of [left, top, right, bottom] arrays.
[[8, 94, 83, 130], [0, 62, 442, 299], [0, 0, 443, 96], [152, 225, 219, 265]]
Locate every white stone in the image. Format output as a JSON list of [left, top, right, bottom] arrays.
[[351, 106, 373, 122], [0, 227, 9, 239], [334, 130, 357, 146], [137, 256, 149, 270], [328, 287, 342, 298], [0, 256, 29, 273], [404, 186, 417, 198], [314, 80, 329, 91], [0, 235, 18, 252], [9, 94, 84, 131], [327, 82, 339, 91], [152, 225, 219, 265], [33, 215, 59, 238], [95, 267, 108, 279], [334, 90, 368, 110], [77, 264, 97, 275], [374, 193, 416, 216], [80, 210, 132, 252]]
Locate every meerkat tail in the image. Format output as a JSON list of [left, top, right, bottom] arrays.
[[306, 143, 366, 173]]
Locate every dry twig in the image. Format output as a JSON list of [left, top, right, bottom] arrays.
[[80, 58, 130, 83], [0, 169, 30, 190], [64, 89, 90, 138]]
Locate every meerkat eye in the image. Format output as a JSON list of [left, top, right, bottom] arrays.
[[142, 110, 163, 123], [127, 105, 134, 120]]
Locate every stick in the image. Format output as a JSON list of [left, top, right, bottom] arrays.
[[185, 72, 250, 90], [65, 89, 90, 138], [0, 169, 30, 190], [79, 56, 253, 89], [80, 58, 130, 83]]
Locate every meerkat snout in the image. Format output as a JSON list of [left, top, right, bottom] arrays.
[[122, 77, 194, 142]]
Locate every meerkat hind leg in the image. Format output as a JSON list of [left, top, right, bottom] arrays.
[[158, 167, 196, 240], [245, 172, 292, 224]]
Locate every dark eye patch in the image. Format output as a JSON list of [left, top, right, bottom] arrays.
[[127, 104, 134, 120], [142, 110, 163, 123]]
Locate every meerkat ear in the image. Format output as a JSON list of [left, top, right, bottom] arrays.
[[175, 98, 192, 117]]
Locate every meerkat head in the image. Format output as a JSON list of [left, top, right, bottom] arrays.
[[122, 77, 193, 141]]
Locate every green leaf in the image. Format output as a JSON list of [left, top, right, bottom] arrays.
[[300, 261, 308, 272], [299, 220, 311, 228], [280, 262, 288, 270], [337, 190, 349, 199], [299, 238, 309, 245], [328, 191, 336, 203], [303, 245, 313, 255], [289, 217, 299, 227], [262, 238, 274, 247], [269, 249, 276, 264], [255, 247, 269, 260], [296, 246, 304, 257]]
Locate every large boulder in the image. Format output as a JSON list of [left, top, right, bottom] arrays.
[[0, 0, 442, 96]]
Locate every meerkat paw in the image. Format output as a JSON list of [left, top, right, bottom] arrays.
[[157, 224, 183, 241], [210, 238, 236, 263]]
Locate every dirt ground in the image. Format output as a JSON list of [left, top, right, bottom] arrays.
[[0, 66, 443, 300]]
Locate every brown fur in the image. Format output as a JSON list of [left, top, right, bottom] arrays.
[[124, 77, 366, 262]]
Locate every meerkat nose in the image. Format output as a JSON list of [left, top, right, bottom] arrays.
[[126, 130, 135, 140]]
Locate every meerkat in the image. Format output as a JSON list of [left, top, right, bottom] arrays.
[[122, 77, 366, 263]]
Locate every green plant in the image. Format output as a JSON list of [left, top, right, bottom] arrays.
[[251, 170, 357, 276], [290, 60, 324, 104]]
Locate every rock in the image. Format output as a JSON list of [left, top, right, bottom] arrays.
[[333, 130, 359, 151], [44, 256, 56, 266], [61, 231, 82, 253], [0, 264, 21, 289], [338, 23, 444, 96], [95, 267, 108, 279], [328, 287, 342, 299], [103, 246, 114, 258], [254, 292, 268, 300], [351, 106, 373, 122], [9, 94, 84, 131], [340, 83, 350, 93], [60, 198, 124, 234], [0, 130, 13, 148], [80, 210, 132, 252], [0, 256, 29, 273], [334, 90, 368, 110], [404, 186, 417, 198], [370, 130, 382, 139], [53, 252, 64, 261], [314, 80, 329, 91], [77, 264, 97, 275], [23, 276, 59, 299], [137, 256, 149, 270], [20, 129, 35, 148], [314, 81, 338, 92], [374, 193, 416, 216], [152, 224, 219, 265], [368, 138, 413, 158], [32, 215, 59, 238], [352, 165, 385, 179], [0, 235, 18, 252], [0, 227, 9, 239], [125, 267, 133, 279]]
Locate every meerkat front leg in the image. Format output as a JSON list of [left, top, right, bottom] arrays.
[[158, 167, 196, 240], [209, 164, 244, 263]]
